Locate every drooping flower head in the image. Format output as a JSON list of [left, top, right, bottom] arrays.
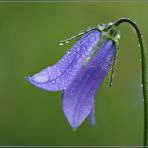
[[26, 23, 120, 130]]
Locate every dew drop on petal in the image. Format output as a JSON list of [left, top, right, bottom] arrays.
[[87, 46, 92, 51], [32, 73, 49, 83], [76, 54, 80, 59]]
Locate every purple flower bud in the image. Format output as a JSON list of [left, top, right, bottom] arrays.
[[26, 29, 116, 129]]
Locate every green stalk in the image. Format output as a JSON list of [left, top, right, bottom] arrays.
[[113, 18, 148, 146]]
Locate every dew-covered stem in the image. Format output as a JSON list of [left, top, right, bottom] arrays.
[[113, 18, 148, 146]]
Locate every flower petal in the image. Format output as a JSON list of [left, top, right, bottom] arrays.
[[89, 103, 96, 126], [27, 30, 101, 91], [63, 39, 116, 129]]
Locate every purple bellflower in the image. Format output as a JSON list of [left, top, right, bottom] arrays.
[[27, 24, 120, 130]]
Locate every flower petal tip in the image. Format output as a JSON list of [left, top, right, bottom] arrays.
[[89, 106, 96, 126], [90, 119, 96, 126], [91, 121, 96, 127], [25, 76, 31, 82], [25, 76, 35, 87], [64, 115, 82, 130]]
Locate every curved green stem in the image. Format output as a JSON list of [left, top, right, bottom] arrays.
[[113, 18, 148, 146]]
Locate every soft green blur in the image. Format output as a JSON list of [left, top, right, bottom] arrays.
[[0, 2, 147, 146]]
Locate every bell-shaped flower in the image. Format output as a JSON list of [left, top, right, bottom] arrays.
[[26, 26, 118, 129]]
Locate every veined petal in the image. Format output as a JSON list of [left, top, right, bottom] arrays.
[[89, 103, 96, 126], [27, 30, 101, 91], [63, 39, 116, 129]]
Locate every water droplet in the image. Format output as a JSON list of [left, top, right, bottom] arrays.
[[116, 33, 120, 39], [51, 80, 55, 84], [79, 32, 84, 36], [87, 46, 92, 51], [32, 73, 49, 83], [111, 73, 115, 78], [98, 24, 106, 31], [141, 83, 143, 87], [65, 40, 69, 44], [108, 22, 113, 26], [138, 44, 140, 48], [110, 82, 113, 86], [76, 54, 80, 59], [73, 128, 77, 131], [59, 42, 64, 46]]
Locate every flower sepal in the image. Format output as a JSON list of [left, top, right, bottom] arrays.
[[84, 23, 120, 71]]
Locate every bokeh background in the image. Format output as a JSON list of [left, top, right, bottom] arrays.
[[0, 1, 147, 146]]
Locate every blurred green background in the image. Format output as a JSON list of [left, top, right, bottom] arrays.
[[0, 2, 147, 146]]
